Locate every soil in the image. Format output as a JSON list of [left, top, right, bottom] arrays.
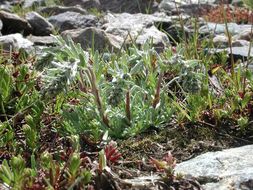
[[119, 122, 253, 163], [106, 122, 253, 189]]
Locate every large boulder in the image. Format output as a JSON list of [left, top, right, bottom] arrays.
[[0, 10, 32, 35], [103, 12, 171, 51], [175, 145, 253, 190], [48, 11, 98, 33], [26, 11, 54, 36], [61, 27, 121, 51], [103, 12, 172, 36]]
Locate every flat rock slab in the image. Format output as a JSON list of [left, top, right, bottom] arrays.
[[218, 46, 253, 57], [175, 145, 253, 190], [199, 23, 252, 36], [27, 35, 57, 46], [0, 33, 33, 51]]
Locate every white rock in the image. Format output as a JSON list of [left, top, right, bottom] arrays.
[[103, 13, 171, 51], [0, 33, 33, 51], [175, 145, 253, 190]]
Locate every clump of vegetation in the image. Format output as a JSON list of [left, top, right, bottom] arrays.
[[1, 1, 253, 189], [0, 32, 252, 188]]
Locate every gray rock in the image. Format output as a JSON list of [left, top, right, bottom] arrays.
[[0, 33, 33, 51], [199, 23, 252, 36], [135, 25, 170, 51], [63, 0, 158, 13], [122, 176, 161, 189], [103, 12, 172, 34], [178, 3, 214, 16], [103, 12, 171, 51], [175, 145, 253, 190], [0, 2, 12, 11], [23, 0, 46, 8], [213, 35, 229, 48], [159, 0, 180, 12], [39, 5, 88, 16], [27, 35, 57, 46], [61, 27, 121, 51], [0, 19, 2, 33], [159, 0, 217, 14], [212, 37, 249, 48], [26, 11, 54, 36], [0, 36, 16, 51], [0, 183, 10, 190], [2, 0, 24, 5], [0, 10, 32, 35], [233, 28, 253, 41], [228, 46, 253, 57], [48, 11, 98, 33], [0, 0, 24, 7], [62, 0, 100, 10], [101, 0, 158, 14], [232, 40, 250, 47]]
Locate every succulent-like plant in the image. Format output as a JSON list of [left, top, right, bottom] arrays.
[[150, 151, 177, 178]]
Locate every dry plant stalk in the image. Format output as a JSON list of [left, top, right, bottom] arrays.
[[86, 59, 110, 128], [125, 89, 131, 122], [152, 72, 163, 109]]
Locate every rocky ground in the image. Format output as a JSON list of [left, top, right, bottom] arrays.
[[1, 0, 253, 58], [1, 0, 253, 190]]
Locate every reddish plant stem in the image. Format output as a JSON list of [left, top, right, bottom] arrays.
[[125, 89, 131, 122], [86, 59, 110, 128], [152, 72, 163, 109]]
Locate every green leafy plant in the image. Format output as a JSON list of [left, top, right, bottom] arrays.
[[37, 36, 174, 138], [243, 0, 253, 9], [39, 150, 92, 189], [0, 156, 33, 189]]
